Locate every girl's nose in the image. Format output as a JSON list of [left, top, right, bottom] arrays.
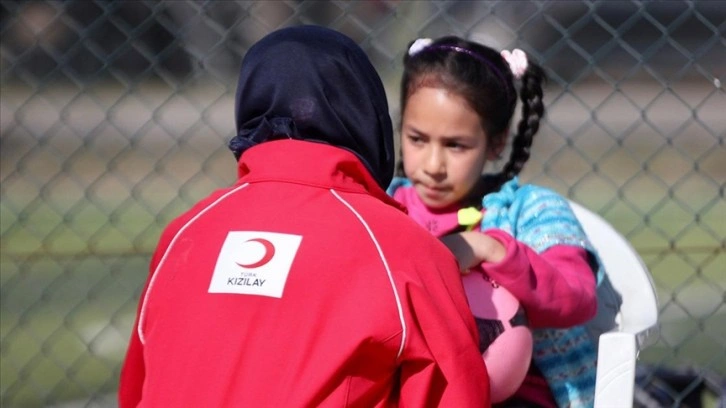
[[423, 148, 446, 177]]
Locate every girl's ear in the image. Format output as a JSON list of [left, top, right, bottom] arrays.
[[486, 129, 508, 160]]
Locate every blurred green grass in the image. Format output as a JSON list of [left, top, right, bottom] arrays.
[[1, 253, 144, 407]]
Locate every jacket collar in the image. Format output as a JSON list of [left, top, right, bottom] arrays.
[[236, 139, 406, 213]]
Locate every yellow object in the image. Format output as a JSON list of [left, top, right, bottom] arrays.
[[457, 207, 482, 231]]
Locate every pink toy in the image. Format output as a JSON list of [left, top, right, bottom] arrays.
[[461, 270, 533, 403]]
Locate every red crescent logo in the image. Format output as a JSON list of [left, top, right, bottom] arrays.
[[236, 238, 275, 268]]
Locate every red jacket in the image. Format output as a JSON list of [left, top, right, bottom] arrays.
[[119, 140, 490, 407]]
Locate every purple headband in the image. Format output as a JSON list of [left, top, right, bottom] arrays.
[[408, 40, 515, 101]]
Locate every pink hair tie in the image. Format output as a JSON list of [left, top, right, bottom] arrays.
[[501, 49, 528, 79]]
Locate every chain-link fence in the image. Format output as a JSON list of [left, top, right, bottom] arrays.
[[1, 1, 724, 406]]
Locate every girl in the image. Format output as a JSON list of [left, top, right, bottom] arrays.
[[389, 36, 616, 407]]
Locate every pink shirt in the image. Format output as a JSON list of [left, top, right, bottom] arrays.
[[393, 186, 597, 407]]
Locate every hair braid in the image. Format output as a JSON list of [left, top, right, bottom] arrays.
[[495, 63, 547, 189]]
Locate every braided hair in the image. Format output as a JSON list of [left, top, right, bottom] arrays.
[[399, 36, 547, 207]]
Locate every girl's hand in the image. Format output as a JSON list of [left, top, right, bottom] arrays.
[[440, 231, 507, 272]]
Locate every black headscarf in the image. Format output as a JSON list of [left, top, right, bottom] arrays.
[[229, 25, 394, 189]]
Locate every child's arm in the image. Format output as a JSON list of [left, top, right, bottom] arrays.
[[483, 229, 596, 328], [440, 229, 597, 328], [439, 230, 507, 270]]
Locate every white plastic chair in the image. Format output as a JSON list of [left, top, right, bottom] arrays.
[[568, 201, 659, 408]]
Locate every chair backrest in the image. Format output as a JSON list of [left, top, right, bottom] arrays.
[[568, 201, 659, 346]]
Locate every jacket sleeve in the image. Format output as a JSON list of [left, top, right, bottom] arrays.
[[118, 263, 152, 408], [481, 229, 597, 328], [396, 245, 491, 407], [118, 218, 184, 407]]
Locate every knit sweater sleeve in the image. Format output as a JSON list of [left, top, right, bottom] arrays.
[[479, 229, 597, 329]]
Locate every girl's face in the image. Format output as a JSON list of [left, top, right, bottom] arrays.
[[401, 87, 495, 209]]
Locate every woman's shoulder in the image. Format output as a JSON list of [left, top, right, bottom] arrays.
[[485, 177, 570, 210], [507, 178, 564, 198], [517, 183, 571, 209]]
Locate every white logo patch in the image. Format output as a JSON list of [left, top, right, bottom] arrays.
[[209, 231, 302, 298]]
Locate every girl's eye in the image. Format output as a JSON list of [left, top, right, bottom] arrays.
[[446, 141, 468, 151], [407, 134, 424, 144]]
